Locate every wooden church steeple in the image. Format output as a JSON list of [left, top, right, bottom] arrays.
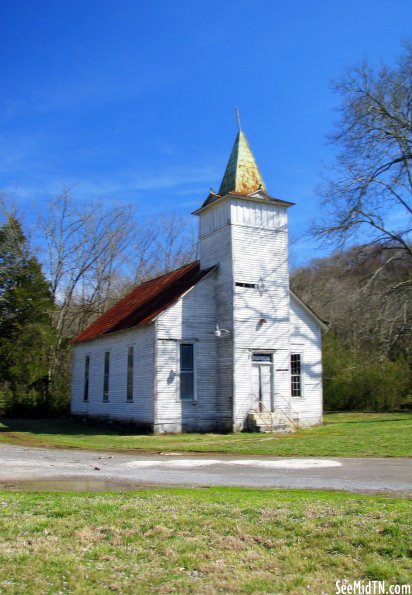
[[218, 126, 266, 196]]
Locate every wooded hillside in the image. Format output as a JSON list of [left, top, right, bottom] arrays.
[[291, 245, 411, 410]]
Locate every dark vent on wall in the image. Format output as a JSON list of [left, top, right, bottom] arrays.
[[235, 282, 257, 289]]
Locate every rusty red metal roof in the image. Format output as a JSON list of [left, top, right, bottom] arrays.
[[72, 261, 214, 344]]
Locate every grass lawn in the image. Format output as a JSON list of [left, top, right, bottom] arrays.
[[0, 488, 410, 594], [0, 413, 411, 457]]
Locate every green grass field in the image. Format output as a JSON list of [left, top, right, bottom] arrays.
[[0, 412, 411, 457], [0, 488, 410, 594]]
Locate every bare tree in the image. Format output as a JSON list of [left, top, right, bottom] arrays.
[[36, 188, 135, 375], [292, 246, 411, 357], [314, 42, 412, 271], [291, 245, 411, 410], [150, 212, 197, 276], [1, 186, 197, 410], [121, 211, 197, 287], [38, 188, 198, 330]]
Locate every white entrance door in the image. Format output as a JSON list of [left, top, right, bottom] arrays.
[[251, 353, 273, 412]]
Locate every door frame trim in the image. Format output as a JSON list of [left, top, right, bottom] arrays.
[[251, 352, 275, 412]]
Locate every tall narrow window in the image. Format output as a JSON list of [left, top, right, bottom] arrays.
[[103, 351, 110, 401], [127, 346, 134, 401], [180, 343, 194, 400], [83, 355, 90, 401], [291, 353, 302, 398]]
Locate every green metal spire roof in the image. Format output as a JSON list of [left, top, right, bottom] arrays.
[[218, 129, 266, 196]]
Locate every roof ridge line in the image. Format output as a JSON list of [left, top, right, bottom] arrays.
[[71, 260, 210, 344], [136, 260, 199, 287], [233, 131, 241, 190]]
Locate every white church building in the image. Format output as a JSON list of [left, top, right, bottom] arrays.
[[71, 125, 327, 433]]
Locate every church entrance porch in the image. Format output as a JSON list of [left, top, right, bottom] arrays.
[[248, 352, 297, 433]]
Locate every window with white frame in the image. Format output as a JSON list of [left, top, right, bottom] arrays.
[[103, 351, 110, 401], [126, 346, 134, 401], [180, 343, 195, 400], [252, 353, 272, 363], [291, 353, 302, 398]]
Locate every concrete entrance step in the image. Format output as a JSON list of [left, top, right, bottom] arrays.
[[247, 409, 296, 433]]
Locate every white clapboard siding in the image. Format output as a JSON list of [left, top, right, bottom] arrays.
[[289, 294, 323, 426], [229, 205, 292, 428], [232, 225, 289, 350], [199, 218, 234, 428], [71, 324, 155, 425], [230, 199, 287, 231], [154, 272, 219, 432], [199, 200, 231, 237], [71, 189, 324, 433]]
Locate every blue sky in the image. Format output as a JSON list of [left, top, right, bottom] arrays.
[[1, 0, 411, 266]]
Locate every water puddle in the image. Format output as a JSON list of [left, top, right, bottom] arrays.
[[124, 458, 342, 469], [0, 479, 144, 492]]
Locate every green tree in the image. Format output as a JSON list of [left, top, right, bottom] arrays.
[[0, 216, 56, 414], [322, 332, 410, 411], [291, 245, 411, 411]]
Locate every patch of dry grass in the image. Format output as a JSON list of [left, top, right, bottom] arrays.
[[0, 488, 410, 593]]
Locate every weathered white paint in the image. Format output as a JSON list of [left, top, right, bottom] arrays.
[[198, 200, 231, 237], [197, 195, 323, 431], [71, 191, 324, 433], [199, 217, 234, 430], [198, 196, 287, 237], [154, 271, 219, 433], [289, 293, 323, 427], [71, 325, 155, 427], [230, 199, 287, 230], [251, 363, 272, 411], [230, 216, 291, 429]]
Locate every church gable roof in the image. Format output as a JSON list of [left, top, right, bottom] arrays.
[[290, 290, 329, 332], [72, 261, 213, 343]]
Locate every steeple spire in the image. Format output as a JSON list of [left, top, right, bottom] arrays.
[[235, 106, 241, 132], [218, 120, 266, 196]]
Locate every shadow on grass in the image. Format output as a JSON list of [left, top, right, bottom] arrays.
[[0, 417, 139, 438], [1, 414, 411, 439]]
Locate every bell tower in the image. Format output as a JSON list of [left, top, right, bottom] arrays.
[[193, 121, 294, 430]]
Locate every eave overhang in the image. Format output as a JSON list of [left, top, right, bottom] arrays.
[[192, 191, 295, 217], [290, 290, 329, 332]]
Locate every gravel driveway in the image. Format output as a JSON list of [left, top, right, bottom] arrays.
[[0, 443, 411, 494]]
